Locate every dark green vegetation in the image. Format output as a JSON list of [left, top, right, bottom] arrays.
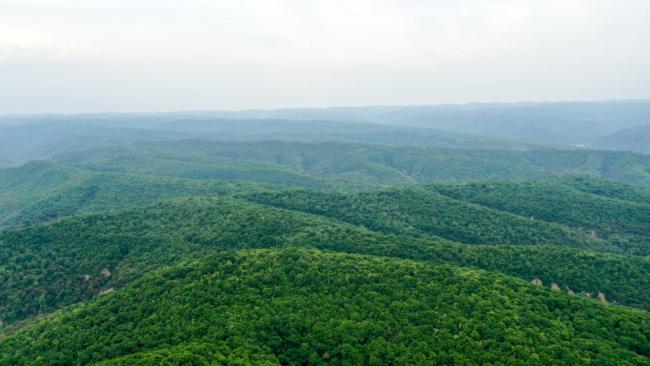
[[1, 108, 650, 365], [244, 178, 650, 256], [1, 196, 648, 325], [432, 180, 650, 255], [2, 248, 649, 365], [56, 140, 650, 187], [0, 161, 267, 229], [244, 188, 603, 248], [557, 175, 650, 205]]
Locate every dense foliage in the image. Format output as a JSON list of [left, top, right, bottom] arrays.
[[432, 181, 650, 255], [0, 161, 267, 229], [1, 197, 648, 327], [2, 133, 650, 365], [1, 248, 649, 366], [243, 188, 606, 250], [55, 140, 650, 187], [557, 175, 650, 205]]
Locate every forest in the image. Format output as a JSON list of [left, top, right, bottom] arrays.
[[4, 0, 650, 360], [0, 111, 649, 365]]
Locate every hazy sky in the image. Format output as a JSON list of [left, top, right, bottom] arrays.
[[1, 0, 649, 113]]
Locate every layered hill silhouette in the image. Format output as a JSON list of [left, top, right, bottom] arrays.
[[1, 121, 649, 365]]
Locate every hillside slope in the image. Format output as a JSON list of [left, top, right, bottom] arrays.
[[593, 125, 650, 154], [1, 248, 648, 365], [0, 115, 551, 168], [55, 140, 650, 187], [432, 181, 650, 255], [0, 162, 267, 229], [1, 197, 648, 327], [243, 188, 605, 250], [196, 100, 650, 145], [557, 175, 650, 205]]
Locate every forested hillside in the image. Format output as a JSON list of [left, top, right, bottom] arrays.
[[557, 175, 650, 205], [3, 0, 650, 360], [244, 189, 604, 250], [1, 197, 648, 328], [1, 248, 648, 365], [0, 161, 267, 229], [1, 114, 649, 365], [432, 181, 650, 255], [55, 140, 650, 187]]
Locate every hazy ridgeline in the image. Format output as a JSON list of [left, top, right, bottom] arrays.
[[2, 100, 650, 167], [1, 102, 650, 365]]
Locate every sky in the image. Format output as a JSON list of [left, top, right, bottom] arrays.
[[1, 0, 649, 113]]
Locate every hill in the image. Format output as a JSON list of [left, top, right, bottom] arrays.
[[189, 100, 650, 145], [55, 140, 650, 187], [0, 161, 267, 229], [1, 248, 648, 365], [0, 162, 89, 227], [0, 115, 549, 168], [6, 161, 647, 255], [244, 177, 650, 256], [3, 101, 649, 163], [432, 180, 650, 255], [557, 175, 650, 205], [593, 125, 650, 154], [2, 132, 650, 365], [374, 101, 650, 145], [243, 188, 606, 251], [0, 121, 196, 167], [1, 197, 648, 328]]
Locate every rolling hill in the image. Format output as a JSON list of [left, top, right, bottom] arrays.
[[557, 175, 650, 205], [1, 113, 650, 365], [1, 196, 648, 329], [593, 125, 650, 154], [54, 140, 650, 187], [243, 188, 605, 251], [1, 248, 648, 365], [0, 115, 550, 168], [6, 160, 649, 255], [431, 180, 650, 255], [0, 161, 268, 229], [185, 100, 650, 145]]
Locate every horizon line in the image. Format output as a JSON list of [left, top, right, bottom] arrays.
[[1, 97, 650, 118]]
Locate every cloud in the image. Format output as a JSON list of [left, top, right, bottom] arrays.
[[0, 0, 649, 112]]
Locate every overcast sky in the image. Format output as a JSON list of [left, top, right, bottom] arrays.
[[1, 0, 649, 113]]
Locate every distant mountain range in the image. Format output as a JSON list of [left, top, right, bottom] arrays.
[[166, 99, 650, 145], [2, 104, 650, 364], [593, 124, 650, 153], [3, 100, 647, 155]]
